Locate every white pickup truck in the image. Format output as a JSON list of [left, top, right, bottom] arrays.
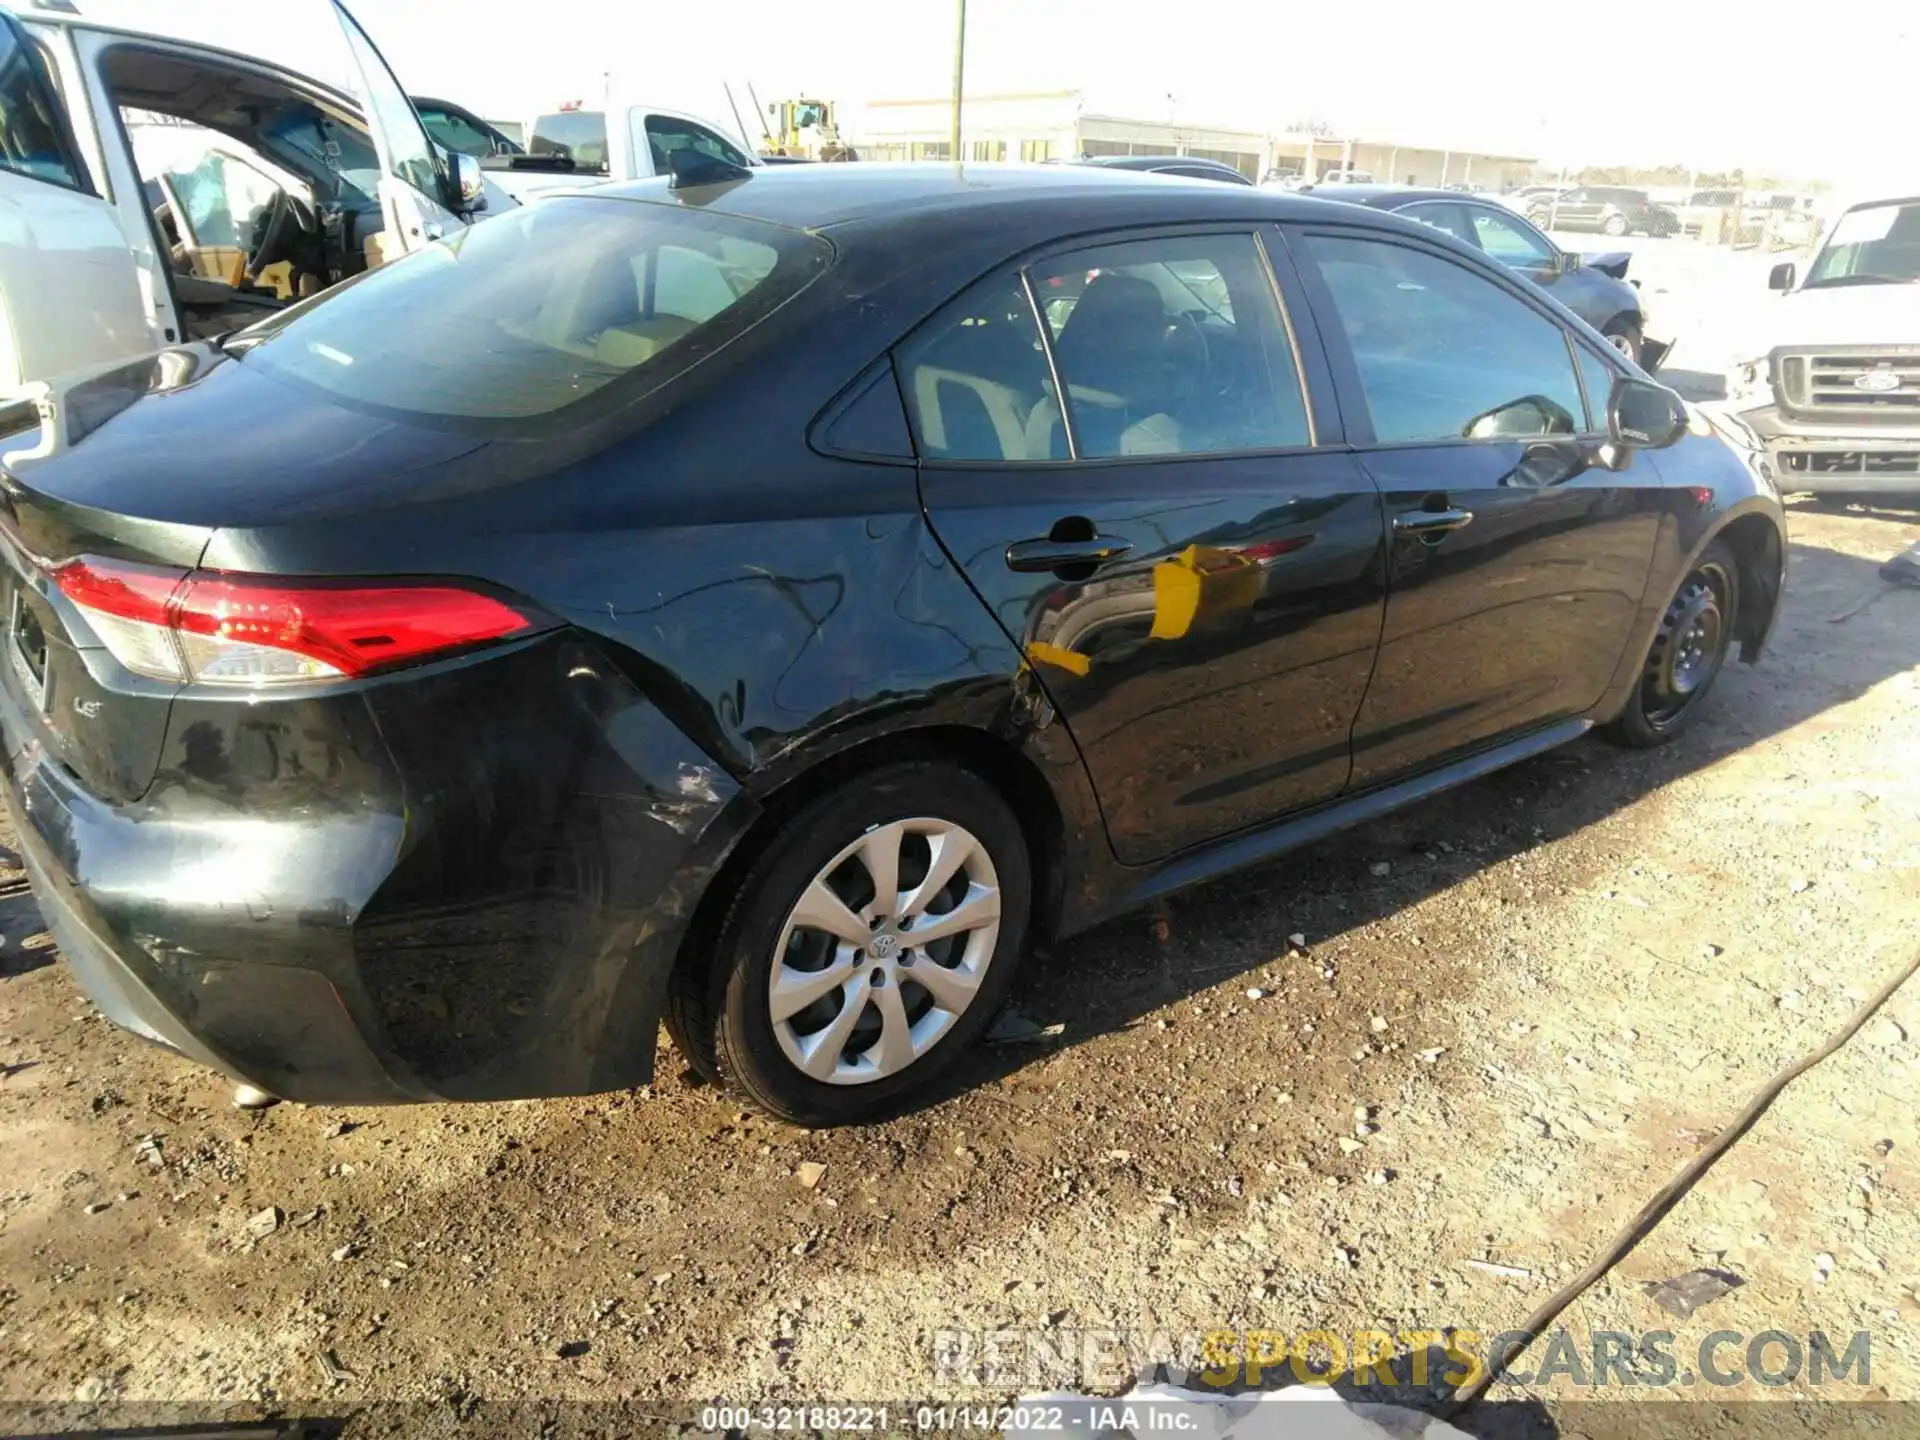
[[483, 99, 765, 203], [0, 0, 512, 393], [1716, 191, 1920, 499]]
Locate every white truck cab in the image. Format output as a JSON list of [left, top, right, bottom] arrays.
[[0, 0, 510, 393], [1715, 191, 1920, 497], [490, 99, 760, 202]]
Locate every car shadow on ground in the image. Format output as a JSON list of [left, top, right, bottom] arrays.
[[1785, 494, 1920, 525], [919, 535, 1920, 1116], [0, 882, 53, 978]]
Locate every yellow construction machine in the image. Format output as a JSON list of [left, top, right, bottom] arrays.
[[763, 97, 856, 161]]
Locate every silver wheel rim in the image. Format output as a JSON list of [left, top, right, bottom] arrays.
[[768, 818, 1001, 1086], [1608, 331, 1639, 360]]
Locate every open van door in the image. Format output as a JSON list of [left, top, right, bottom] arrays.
[[0, 8, 159, 387], [328, 0, 467, 255]]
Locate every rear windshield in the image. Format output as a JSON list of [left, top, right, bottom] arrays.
[[230, 198, 830, 426], [529, 110, 610, 174]]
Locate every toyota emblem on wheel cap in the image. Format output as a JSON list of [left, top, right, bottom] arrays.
[[1855, 369, 1901, 392]]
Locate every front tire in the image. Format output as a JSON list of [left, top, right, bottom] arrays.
[[675, 760, 1032, 1126], [1603, 213, 1630, 237], [1604, 540, 1740, 748], [1602, 319, 1644, 365]]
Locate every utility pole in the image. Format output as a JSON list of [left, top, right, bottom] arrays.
[[950, 0, 967, 161]]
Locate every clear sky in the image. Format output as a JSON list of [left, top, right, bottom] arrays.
[[86, 0, 1919, 184]]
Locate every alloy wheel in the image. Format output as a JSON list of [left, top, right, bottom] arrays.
[[768, 818, 1001, 1085], [1607, 331, 1640, 361]]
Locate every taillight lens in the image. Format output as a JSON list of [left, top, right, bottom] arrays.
[[53, 556, 536, 687]]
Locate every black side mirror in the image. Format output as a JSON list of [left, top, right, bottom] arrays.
[[1768, 261, 1796, 291], [666, 147, 753, 193], [1608, 376, 1687, 450]]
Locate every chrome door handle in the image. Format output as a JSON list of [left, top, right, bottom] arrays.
[[1392, 507, 1475, 539], [1005, 536, 1133, 573]]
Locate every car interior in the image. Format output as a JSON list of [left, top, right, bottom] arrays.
[[905, 251, 1299, 462], [101, 45, 389, 341]]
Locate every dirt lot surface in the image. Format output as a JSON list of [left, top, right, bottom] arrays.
[[4, 499, 1919, 1439]]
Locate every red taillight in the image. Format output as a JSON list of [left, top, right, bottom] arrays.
[[52, 556, 535, 687]]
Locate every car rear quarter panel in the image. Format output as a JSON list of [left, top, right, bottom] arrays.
[[193, 216, 1130, 936], [58, 629, 746, 1102]]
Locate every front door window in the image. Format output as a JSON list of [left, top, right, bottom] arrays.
[[1303, 234, 1584, 443]]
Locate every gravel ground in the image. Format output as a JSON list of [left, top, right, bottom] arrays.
[[2, 501, 1918, 1439]]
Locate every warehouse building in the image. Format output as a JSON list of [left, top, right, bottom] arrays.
[[848, 93, 1536, 191], [1272, 134, 1537, 189], [851, 91, 1267, 179]]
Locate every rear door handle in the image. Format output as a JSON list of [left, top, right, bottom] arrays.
[[1392, 507, 1475, 539], [1005, 536, 1134, 573]]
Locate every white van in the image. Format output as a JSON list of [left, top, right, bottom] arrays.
[[0, 0, 511, 392]]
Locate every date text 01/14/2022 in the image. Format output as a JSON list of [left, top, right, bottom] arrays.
[[696, 1404, 1081, 1433]]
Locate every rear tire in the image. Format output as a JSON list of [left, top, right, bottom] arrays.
[[1603, 213, 1630, 237], [671, 760, 1031, 1126], [1604, 539, 1740, 748]]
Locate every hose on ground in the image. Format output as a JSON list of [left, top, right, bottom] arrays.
[[1443, 944, 1920, 1415]]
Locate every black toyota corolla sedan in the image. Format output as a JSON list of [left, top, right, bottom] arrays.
[[0, 165, 1784, 1126]]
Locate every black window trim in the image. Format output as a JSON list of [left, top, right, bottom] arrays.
[[1, 17, 99, 199], [1570, 331, 1626, 434], [896, 222, 1329, 471], [1287, 219, 1613, 452], [808, 357, 916, 466]]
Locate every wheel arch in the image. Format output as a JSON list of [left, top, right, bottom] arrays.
[[664, 724, 1073, 1021], [1709, 509, 1787, 661], [1598, 307, 1642, 339]]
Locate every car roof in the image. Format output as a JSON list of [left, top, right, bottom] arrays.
[[586, 161, 1348, 234], [1298, 183, 1478, 208], [1077, 154, 1236, 172]]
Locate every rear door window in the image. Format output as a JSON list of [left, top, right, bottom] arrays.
[[0, 19, 91, 192], [1030, 232, 1310, 458], [895, 275, 1055, 461], [231, 197, 829, 426], [1303, 232, 1584, 443], [896, 231, 1312, 462]]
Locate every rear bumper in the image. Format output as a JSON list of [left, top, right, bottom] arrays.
[[0, 631, 748, 1104]]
